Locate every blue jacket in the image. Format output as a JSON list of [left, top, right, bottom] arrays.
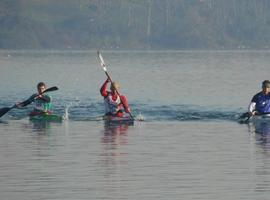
[[251, 92, 270, 114]]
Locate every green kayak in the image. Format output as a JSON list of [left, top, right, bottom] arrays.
[[29, 113, 63, 122]]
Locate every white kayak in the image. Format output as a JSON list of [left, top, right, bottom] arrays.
[[103, 115, 134, 126], [249, 114, 270, 123]]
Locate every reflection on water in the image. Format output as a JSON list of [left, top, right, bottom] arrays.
[[20, 120, 53, 135], [248, 119, 270, 197], [31, 121, 52, 133], [99, 123, 130, 197], [249, 119, 270, 150], [248, 119, 270, 156], [101, 123, 130, 148]]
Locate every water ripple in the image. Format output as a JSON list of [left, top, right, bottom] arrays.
[[1, 99, 243, 122]]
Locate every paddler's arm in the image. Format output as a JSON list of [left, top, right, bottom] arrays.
[[37, 94, 51, 103], [16, 94, 36, 108], [100, 78, 110, 97], [248, 102, 256, 116], [120, 95, 131, 113]]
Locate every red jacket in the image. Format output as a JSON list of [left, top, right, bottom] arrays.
[[100, 79, 131, 117]]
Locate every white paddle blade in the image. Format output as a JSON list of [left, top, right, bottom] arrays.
[[97, 51, 107, 71]]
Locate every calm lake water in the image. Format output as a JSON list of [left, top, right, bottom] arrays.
[[1, 50, 270, 199]]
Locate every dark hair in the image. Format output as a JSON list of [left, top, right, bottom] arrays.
[[262, 80, 270, 87], [37, 82, 46, 89]]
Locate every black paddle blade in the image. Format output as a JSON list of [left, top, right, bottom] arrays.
[[0, 107, 12, 118], [238, 112, 251, 124], [43, 86, 58, 93], [239, 112, 249, 119]]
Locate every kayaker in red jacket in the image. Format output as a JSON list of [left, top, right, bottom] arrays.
[[100, 78, 131, 117]]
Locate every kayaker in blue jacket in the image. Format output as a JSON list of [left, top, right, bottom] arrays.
[[248, 80, 270, 116], [16, 82, 52, 116]]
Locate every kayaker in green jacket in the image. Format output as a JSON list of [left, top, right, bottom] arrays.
[[16, 82, 52, 116]]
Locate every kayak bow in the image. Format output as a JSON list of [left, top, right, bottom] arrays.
[[29, 113, 63, 122], [103, 115, 134, 126]]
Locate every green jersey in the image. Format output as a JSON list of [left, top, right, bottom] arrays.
[[29, 94, 52, 112]]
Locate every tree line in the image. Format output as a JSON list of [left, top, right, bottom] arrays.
[[1, 0, 270, 49]]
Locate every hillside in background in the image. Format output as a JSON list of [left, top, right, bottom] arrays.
[[1, 0, 270, 49]]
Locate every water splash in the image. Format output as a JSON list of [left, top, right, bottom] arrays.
[[62, 103, 71, 120], [135, 113, 145, 121], [0, 98, 246, 122]]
